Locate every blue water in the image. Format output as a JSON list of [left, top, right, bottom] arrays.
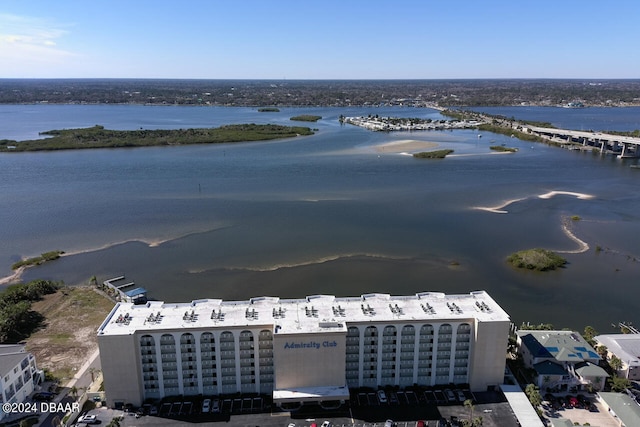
[[1, 105, 639, 331], [468, 106, 640, 131]]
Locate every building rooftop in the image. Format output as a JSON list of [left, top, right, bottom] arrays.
[[594, 334, 640, 369], [97, 290, 510, 337], [0, 344, 29, 378], [517, 330, 600, 363], [598, 392, 640, 426]]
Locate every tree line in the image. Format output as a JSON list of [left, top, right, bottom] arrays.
[[0, 280, 62, 343]]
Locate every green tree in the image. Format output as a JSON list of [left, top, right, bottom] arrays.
[[583, 326, 598, 346], [464, 399, 475, 422], [525, 383, 542, 408], [608, 375, 631, 392], [609, 355, 623, 372]]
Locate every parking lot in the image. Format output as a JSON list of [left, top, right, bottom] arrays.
[[542, 393, 620, 427], [74, 387, 523, 427]]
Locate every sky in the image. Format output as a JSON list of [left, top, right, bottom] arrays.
[[1, 0, 640, 79]]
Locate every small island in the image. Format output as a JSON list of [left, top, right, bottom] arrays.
[[290, 115, 322, 122], [0, 124, 314, 152], [490, 145, 518, 152], [11, 250, 65, 270], [507, 248, 567, 271], [413, 149, 454, 159], [258, 107, 280, 112]]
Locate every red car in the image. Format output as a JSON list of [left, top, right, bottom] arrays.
[[416, 421, 427, 427]]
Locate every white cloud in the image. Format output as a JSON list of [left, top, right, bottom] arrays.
[[0, 13, 77, 75]]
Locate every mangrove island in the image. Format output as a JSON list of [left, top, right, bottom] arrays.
[[0, 124, 314, 152]]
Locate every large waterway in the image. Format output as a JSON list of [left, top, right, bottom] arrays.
[[1, 104, 639, 331]]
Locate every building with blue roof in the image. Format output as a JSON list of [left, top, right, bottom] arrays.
[[516, 330, 608, 391]]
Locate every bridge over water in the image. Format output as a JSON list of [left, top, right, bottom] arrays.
[[526, 126, 640, 158]]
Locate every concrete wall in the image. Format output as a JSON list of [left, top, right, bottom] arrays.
[[469, 319, 510, 391], [273, 331, 346, 390], [98, 334, 142, 407]]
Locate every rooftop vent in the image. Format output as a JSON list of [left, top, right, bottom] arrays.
[[332, 305, 346, 317], [447, 302, 462, 314], [145, 311, 163, 324], [183, 310, 198, 322], [388, 303, 403, 315], [475, 301, 492, 312], [115, 312, 132, 325], [210, 309, 225, 322], [361, 303, 375, 316], [420, 303, 436, 314], [272, 307, 286, 319], [304, 305, 318, 318]]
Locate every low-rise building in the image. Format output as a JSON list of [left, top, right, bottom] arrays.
[[598, 392, 640, 427], [98, 291, 510, 408], [516, 330, 608, 391], [594, 334, 640, 381], [0, 344, 41, 420]]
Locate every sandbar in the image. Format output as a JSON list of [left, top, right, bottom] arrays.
[[538, 191, 594, 200], [375, 140, 439, 153]]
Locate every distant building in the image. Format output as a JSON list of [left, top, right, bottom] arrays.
[[0, 344, 41, 420], [597, 392, 640, 427], [594, 334, 640, 380], [516, 330, 608, 391], [98, 291, 510, 408]]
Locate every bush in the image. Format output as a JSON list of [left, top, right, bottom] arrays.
[[507, 248, 567, 271], [413, 149, 454, 159]]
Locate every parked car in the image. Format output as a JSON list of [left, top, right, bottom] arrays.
[[455, 389, 466, 403], [212, 399, 220, 413], [77, 414, 98, 424], [377, 390, 388, 404], [201, 398, 211, 413], [321, 421, 332, 427], [385, 420, 395, 427], [568, 396, 580, 408], [416, 420, 427, 427], [444, 389, 456, 403]]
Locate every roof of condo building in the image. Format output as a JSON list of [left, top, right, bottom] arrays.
[[98, 290, 510, 337]]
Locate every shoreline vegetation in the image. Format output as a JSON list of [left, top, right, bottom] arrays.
[[258, 107, 280, 112], [507, 248, 567, 271], [413, 149, 454, 159], [0, 124, 314, 152], [11, 251, 64, 270], [290, 115, 322, 122], [490, 145, 518, 152]]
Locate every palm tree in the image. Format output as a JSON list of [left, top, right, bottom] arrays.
[[70, 385, 78, 399], [464, 399, 475, 423]]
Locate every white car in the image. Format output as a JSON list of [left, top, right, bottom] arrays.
[[78, 414, 98, 424], [377, 390, 388, 404], [321, 421, 332, 427], [201, 398, 211, 413]]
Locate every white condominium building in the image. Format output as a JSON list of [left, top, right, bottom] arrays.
[[97, 291, 510, 408]]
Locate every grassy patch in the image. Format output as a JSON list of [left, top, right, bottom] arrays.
[[11, 250, 64, 270], [490, 145, 518, 152], [27, 286, 115, 381], [290, 115, 322, 122], [413, 149, 454, 159], [507, 248, 567, 271], [1, 124, 313, 152]]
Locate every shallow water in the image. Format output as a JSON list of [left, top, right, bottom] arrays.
[[1, 105, 639, 331]]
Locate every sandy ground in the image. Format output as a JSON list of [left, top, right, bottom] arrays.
[[27, 286, 115, 381], [375, 139, 439, 153]]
